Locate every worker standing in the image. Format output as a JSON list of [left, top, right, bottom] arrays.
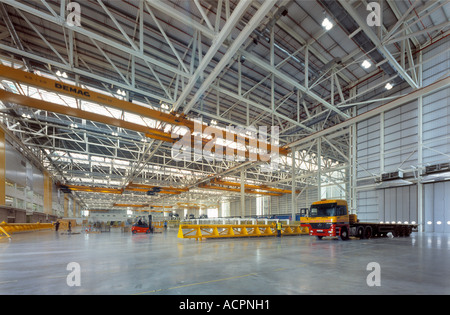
[[277, 221, 282, 237]]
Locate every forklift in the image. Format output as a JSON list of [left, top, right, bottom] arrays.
[[131, 215, 154, 234]]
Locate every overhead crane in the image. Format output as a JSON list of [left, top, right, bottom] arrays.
[[198, 183, 283, 196], [126, 182, 189, 192], [210, 179, 299, 194], [0, 65, 289, 161], [57, 182, 186, 195], [0, 65, 299, 216]]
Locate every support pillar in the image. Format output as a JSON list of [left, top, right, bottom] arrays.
[[0, 129, 5, 206], [240, 169, 245, 218], [417, 50, 424, 232], [64, 195, 69, 217], [291, 148, 296, 221], [43, 171, 52, 215], [317, 138, 322, 199]]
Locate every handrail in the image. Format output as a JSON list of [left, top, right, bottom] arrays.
[[0, 221, 54, 237], [178, 223, 308, 240]]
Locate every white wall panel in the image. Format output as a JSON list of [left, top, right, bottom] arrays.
[[356, 114, 380, 179], [422, 88, 450, 165], [422, 37, 449, 86], [424, 182, 450, 233], [357, 190, 378, 222], [422, 36, 450, 165], [377, 185, 417, 224], [383, 100, 418, 172]]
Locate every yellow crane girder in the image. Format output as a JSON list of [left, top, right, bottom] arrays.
[[0, 65, 289, 157]]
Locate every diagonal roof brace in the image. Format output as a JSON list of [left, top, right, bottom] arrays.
[[326, 0, 419, 90]]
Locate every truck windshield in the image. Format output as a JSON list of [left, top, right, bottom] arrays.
[[309, 203, 337, 217]]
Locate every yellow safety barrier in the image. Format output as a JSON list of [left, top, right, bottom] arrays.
[[177, 224, 308, 240], [0, 221, 54, 237], [0, 226, 11, 239]]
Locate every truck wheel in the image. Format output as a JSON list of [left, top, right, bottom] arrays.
[[340, 227, 349, 241], [364, 226, 372, 239], [392, 227, 398, 237], [356, 226, 365, 239], [404, 227, 411, 237]]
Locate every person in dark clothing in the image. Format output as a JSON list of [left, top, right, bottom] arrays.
[[55, 221, 60, 231]]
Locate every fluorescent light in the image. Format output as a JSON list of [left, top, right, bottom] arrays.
[[361, 60, 371, 69], [321, 18, 333, 31], [56, 70, 68, 78], [385, 82, 393, 90]]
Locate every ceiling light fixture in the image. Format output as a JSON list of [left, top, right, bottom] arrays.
[[361, 60, 371, 69], [321, 18, 333, 31], [385, 82, 393, 90], [56, 70, 68, 78]]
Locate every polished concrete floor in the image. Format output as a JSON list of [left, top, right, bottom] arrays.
[[1, 227, 449, 295]]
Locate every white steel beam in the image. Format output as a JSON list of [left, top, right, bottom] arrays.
[[145, 0, 215, 39], [338, 0, 419, 89], [286, 75, 450, 149], [0, 0, 190, 78], [172, 0, 255, 113], [242, 51, 351, 120]]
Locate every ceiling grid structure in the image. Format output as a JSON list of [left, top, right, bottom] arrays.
[[0, 0, 448, 214]]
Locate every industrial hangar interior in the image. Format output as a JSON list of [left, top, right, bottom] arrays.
[[0, 0, 449, 297]]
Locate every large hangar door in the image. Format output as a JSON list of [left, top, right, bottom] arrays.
[[424, 181, 450, 233], [379, 185, 418, 224]]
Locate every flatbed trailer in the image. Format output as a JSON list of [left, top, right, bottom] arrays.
[[300, 199, 418, 240]]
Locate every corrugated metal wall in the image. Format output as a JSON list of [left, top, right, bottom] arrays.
[[356, 36, 449, 227], [424, 182, 450, 233], [378, 185, 418, 224], [5, 141, 64, 216], [356, 114, 380, 178], [384, 100, 418, 172]]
